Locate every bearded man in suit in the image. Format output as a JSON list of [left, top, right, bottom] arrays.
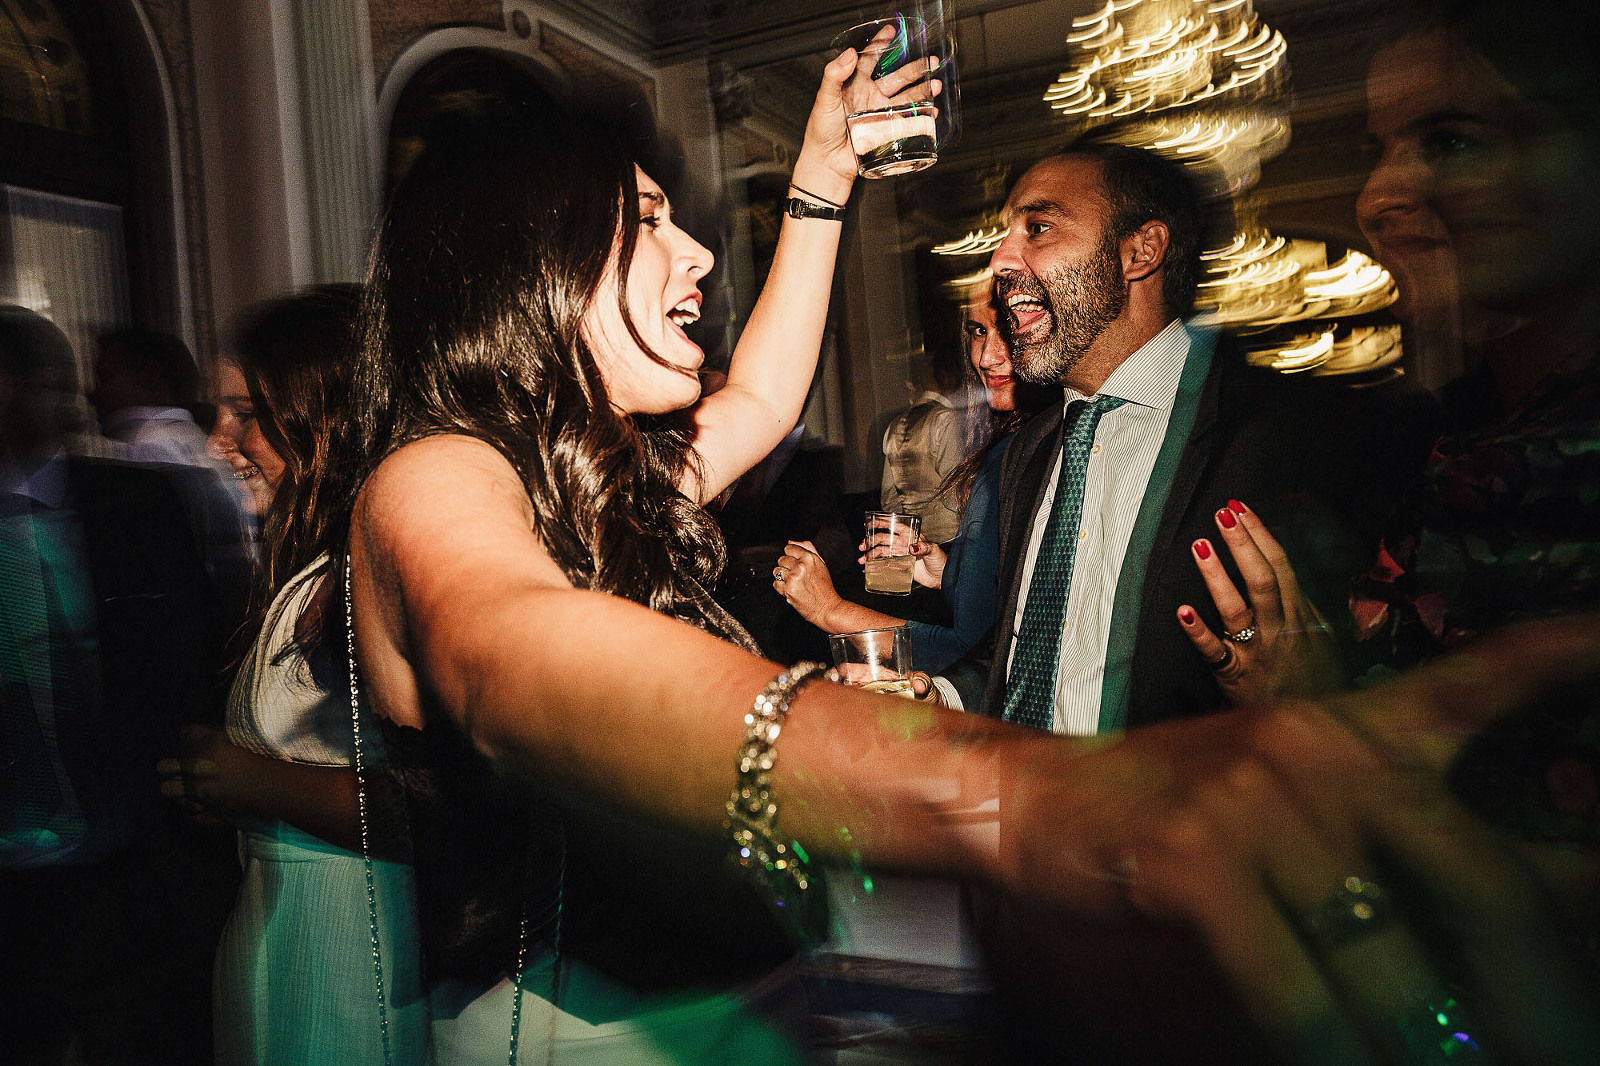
[[973, 143, 1428, 736], [1, 306, 236, 1064], [963, 145, 1434, 1062]]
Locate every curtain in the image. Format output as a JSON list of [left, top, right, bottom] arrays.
[[0, 184, 131, 399]]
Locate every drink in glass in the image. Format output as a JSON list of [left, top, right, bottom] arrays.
[[863, 511, 920, 595], [831, 10, 954, 179], [829, 626, 914, 697], [864, 553, 916, 596], [846, 102, 938, 178]]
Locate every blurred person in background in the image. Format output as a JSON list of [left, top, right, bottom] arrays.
[[1, 306, 234, 1065], [209, 358, 280, 526], [1191, 0, 1600, 691], [775, 286, 1053, 704], [1349, 0, 1600, 664], [878, 317, 982, 546], [159, 286, 427, 1066], [92, 328, 216, 470], [1166, 1, 1600, 1060], [92, 328, 212, 467], [93, 327, 253, 618]]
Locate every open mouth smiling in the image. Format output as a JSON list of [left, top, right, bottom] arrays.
[[666, 296, 701, 331], [1000, 284, 1053, 338]]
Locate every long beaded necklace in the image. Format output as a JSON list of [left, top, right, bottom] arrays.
[[346, 556, 395, 1065], [344, 556, 562, 1066]]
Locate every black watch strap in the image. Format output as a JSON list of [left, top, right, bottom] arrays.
[[784, 196, 846, 222]]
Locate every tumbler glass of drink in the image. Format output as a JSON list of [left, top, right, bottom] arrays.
[[829, 625, 914, 696], [863, 511, 920, 595], [831, 5, 955, 179]]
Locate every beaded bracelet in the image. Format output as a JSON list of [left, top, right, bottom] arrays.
[[727, 661, 838, 938]]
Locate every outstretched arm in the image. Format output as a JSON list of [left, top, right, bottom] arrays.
[[682, 45, 942, 502], [680, 51, 857, 502], [1125, 616, 1600, 1064], [352, 436, 1016, 887], [354, 438, 1600, 1055]]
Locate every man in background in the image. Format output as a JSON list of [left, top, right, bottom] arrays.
[[1, 307, 236, 1065]]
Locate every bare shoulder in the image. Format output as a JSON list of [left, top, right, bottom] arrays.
[[354, 434, 563, 590], [357, 436, 532, 543], [361, 435, 528, 518]]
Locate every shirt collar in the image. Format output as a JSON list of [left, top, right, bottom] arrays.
[[0, 448, 70, 509], [1065, 318, 1192, 412], [100, 405, 195, 433]]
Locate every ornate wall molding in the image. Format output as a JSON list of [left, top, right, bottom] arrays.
[[367, 0, 505, 85], [288, 0, 381, 282], [539, 22, 655, 114]]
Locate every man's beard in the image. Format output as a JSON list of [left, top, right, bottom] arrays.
[[1001, 232, 1127, 386]]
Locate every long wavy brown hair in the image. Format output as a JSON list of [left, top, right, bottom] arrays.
[[328, 106, 724, 616], [233, 285, 361, 652]]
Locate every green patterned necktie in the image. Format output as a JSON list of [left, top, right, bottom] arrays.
[[1002, 395, 1127, 731]]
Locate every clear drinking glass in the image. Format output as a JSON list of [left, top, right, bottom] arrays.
[[829, 625, 915, 696], [831, 5, 956, 178], [863, 510, 921, 595]]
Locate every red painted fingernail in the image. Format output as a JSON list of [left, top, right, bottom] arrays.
[[1179, 606, 1196, 624], [1216, 507, 1237, 529], [1228, 499, 1247, 515], [1193, 539, 1211, 560]]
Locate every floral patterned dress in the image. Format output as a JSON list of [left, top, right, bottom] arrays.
[[1350, 356, 1600, 844]]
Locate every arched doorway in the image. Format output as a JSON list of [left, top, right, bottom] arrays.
[[385, 48, 570, 202]]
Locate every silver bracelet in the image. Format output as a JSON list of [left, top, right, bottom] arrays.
[[727, 661, 837, 936]]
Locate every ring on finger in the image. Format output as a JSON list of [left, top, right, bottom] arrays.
[[774, 566, 787, 581], [1223, 623, 1257, 643], [1297, 874, 1391, 947], [1206, 643, 1235, 670]]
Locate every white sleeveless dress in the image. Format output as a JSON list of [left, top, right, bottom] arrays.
[[214, 556, 428, 1065]]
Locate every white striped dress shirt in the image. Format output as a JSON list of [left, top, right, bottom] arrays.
[[1007, 319, 1192, 735]]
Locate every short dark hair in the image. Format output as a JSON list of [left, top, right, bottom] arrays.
[[0, 305, 79, 437], [100, 328, 200, 405], [1058, 142, 1204, 318]]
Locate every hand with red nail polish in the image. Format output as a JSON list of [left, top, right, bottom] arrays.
[[1177, 499, 1344, 706]]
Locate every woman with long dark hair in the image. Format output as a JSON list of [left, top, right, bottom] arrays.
[[161, 286, 426, 1066], [321, 51, 950, 1065]]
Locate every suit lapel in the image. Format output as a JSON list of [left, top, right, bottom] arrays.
[[1141, 346, 1227, 598], [1097, 330, 1221, 732]]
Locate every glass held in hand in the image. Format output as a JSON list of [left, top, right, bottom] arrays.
[[863, 510, 921, 595], [828, 625, 915, 697], [831, 12, 954, 178]]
